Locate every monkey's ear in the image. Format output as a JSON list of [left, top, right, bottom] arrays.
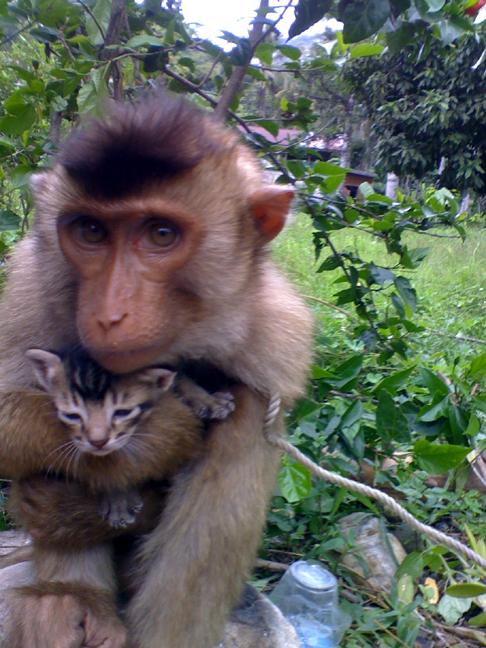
[[29, 172, 50, 195], [25, 349, 64, 392], [249, 186, 294, 242], [137, 367, 176, 392]]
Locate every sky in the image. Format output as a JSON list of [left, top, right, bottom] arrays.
[[180, 0, 338, 45]]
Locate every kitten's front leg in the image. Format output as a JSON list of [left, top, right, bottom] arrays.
[[99, 489, 144, 529]]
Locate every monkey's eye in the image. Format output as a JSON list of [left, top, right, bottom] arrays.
[[147, 221, 179, 248], [71, 217, 108, 245], [60, 412, 82, 423]]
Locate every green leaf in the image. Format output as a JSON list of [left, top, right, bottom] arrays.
[[341, 400, 363, 428], [446, 583, 486, 598], [339, 0, 391, 43], [246, 66, 267, 81], [0, 104, 35, 135], [395, 551, 425, 581], [255, 42, 274, 65], [318, 255, 341, 271], [86, 0, 111, 46], [437, 594, 472, 624], [448, 405, 468, 444], [0, 135, 15, 155], [311, 365, 335, 379], [400, 247, 429, 269], [127, 35, 166, 49], [376, 390, 410, 442], [418, 396, 449, 422], [314, 161, 348, 176], [372, 366, 415, 394], [350, 42, 385, 58], [255, 120, 279, 137], [469, 611, 486, 627], [30, 25, 59, 43], [0, 210, 20, 231], [394, 276, 417, 312], [286, 160, 306, 179], [418, 368, 449, 398], [322, 175, 346, 193], [469, 352, 486, 381], [278, 45, 301, 60], [278, 457, 312, 503], [465, 414, 480, 437], [288, 0, 332, 39], [386, 22, 416, 53], [368, 263, 394, 285], [414, 439, 470, 474], [77, 67, 108, 116], [329, 355, 363, 388]]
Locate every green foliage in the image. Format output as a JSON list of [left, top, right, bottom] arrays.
[[345, 31, 486, 192]]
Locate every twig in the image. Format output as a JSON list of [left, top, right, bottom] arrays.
[[424, 329, 486, 346], [255, 558, 288, 572], [328, 390, 372, 401], [301, 294, 352, 317], [77, 0, 106, 40], [197, 52, 223, 88], [214, 0, 294, 120], [435, 620, 486, 644], [0, 21, 34, 49]]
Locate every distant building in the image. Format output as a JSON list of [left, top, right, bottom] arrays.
[[240, 124, 374, 195]]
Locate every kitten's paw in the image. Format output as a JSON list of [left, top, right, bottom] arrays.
[[205, 391, 236, 419], [100, 491, 143, 528]]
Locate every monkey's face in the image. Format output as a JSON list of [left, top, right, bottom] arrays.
[[55, 182, 293, 374], [57, 196, 207, 373]]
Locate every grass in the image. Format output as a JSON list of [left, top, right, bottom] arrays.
[[272, 214, 486, 355]]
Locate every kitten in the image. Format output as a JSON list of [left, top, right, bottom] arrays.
[[25, 347, 234, 528]]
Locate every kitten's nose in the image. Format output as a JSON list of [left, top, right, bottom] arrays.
[[90, 438, 108, 449]]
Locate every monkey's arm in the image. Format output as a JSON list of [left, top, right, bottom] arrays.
[[9, 477, 164, 548], [0, 392, 68, 478], [126, 384, 281, 648]]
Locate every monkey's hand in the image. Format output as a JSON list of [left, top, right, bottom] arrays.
[[4, 584, 127, 648], [9, 476, 121, 548]]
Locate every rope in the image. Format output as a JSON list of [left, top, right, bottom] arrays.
[[263, 393, 486, 573]]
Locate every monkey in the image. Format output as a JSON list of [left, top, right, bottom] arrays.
[[0, 92, 313, 648]]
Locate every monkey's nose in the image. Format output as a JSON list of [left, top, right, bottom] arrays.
[[96, 312, 128, 333], [90, 438, 108, 449]]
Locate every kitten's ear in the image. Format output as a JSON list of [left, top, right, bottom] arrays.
[[138, 367, 176, 392], [25, 349, 64, 392]]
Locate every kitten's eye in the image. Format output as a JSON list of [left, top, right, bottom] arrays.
[[61, 412, 82, 422], [113, 408, 133, 419]]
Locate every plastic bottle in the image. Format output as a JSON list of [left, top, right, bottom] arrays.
[[269, 560, 350, 647]]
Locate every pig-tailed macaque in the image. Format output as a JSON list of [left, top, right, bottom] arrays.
[[0, 93, 312, 648]]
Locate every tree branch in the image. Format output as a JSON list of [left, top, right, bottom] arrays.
[[101, 0, 127, 100], [214, 0, 294, 121]]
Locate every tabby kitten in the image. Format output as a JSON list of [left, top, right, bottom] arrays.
[[25, 348, 234, 528]]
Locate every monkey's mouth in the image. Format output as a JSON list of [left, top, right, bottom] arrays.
[[91, 344, 164, 374]]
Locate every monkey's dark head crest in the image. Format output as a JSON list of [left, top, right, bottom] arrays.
[[58, 93, 224, 199]]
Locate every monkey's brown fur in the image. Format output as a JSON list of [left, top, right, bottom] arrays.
[[0, 93, 312, 648]]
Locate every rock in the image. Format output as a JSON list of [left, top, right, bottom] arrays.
[[0, 532, 300, 648], [338, 512, 407, 593], [221, 585, 300, 648]]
